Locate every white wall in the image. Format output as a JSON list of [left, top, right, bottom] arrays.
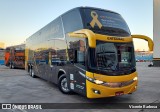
[[153, 0, 160, 58]]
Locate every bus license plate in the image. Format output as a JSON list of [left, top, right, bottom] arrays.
[[115, 91, 124, 96]]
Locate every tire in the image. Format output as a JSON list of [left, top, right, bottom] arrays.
[[58, 74, 71, 94], [30, 67, 36, 78], [10, 63, 12, 69], [11, 64, 14, 69], [29, 67, 32, 76], [10, 63, 14, 69]]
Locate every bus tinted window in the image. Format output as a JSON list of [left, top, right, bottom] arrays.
[[62, 9, 83, 33], [29, 17, 64, 47], [47, 17, 64, 39], [67, 37, 86, 66], [83, 9, 131, 36]]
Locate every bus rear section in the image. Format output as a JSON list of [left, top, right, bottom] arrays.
[[5, 47, 10, 66], [25, 7, 153, 98], [5, 44, 25, 69]]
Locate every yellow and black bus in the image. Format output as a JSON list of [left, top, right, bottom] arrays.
[[25, 7, 153, 98]]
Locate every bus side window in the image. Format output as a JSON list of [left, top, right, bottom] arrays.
[[62, 9, 83, 33], [68, 39, 86, 66], [75, 48, 85, 65]]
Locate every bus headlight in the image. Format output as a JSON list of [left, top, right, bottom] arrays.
[[94, 80, 104, 85], [86, 76, 104, 84], [133, 77, 138, 81]]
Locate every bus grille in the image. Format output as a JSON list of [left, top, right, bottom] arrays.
[[102, 80, 134, 88]]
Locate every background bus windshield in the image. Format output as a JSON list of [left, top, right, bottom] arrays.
[[83, 9, 131, 37]]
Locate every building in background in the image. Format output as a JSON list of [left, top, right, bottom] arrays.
[[135, 51, 153, 62], [0, 42, 5, 65], [153, 0, 160, 66], [0, 49, 4, 65]]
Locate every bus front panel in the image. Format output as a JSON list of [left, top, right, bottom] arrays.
[[85, 40, 137, 98], [85, 71, 137, 98]]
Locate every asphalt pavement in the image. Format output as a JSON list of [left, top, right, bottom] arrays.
[[0, 62, 159, 112]]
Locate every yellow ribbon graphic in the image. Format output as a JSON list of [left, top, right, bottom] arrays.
[[90, 11, 102, 29]]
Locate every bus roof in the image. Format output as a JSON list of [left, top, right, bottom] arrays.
[[26, 7, 122, 41], [61, 6, 120, 16], [6, 44, 25, 50], [26, 6, 127, 41]]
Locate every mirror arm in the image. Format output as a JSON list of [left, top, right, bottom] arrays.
[[131, 35, 154, 51], [68, 29, 96, 48]]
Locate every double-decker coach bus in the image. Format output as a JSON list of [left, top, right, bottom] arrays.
[[25, 7, 153, 98]]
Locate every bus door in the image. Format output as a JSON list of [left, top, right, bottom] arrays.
[[67, 38, 87, 96]]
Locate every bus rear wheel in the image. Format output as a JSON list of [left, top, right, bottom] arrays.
[[10, 63, 14, 69], [30, 67, 36, 78], [58, 74, 71, 94], [10, 64, 12, 69]]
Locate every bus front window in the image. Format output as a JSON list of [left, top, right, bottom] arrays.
[[84, 9, 131, 37], [89, 41, 136, 76]]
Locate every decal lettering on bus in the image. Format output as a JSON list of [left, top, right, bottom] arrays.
[[90, 11, 102, 29], [107, 37, 124, 41]]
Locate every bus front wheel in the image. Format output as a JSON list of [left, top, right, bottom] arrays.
[[58, 74, 71, 94]]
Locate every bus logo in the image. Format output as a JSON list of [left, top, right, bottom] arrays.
[[90, 11, 102, 29]]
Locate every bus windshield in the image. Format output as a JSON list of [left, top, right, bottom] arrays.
[[84, 9, 131, 37], [89, 41, 136, 76]]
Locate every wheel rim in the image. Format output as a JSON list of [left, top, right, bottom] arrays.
[[61, 78, 69, 92]]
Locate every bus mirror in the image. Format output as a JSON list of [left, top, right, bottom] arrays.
[[131, 35, 154, 51]]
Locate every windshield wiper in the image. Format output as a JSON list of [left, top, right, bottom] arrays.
[[91, 27, 130, 36], [96, 51, 115, 54]]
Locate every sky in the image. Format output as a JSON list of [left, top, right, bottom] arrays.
[[0, 0, 153, 51]]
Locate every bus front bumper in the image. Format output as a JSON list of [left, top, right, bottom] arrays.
[[86, 80, 138, 98]]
